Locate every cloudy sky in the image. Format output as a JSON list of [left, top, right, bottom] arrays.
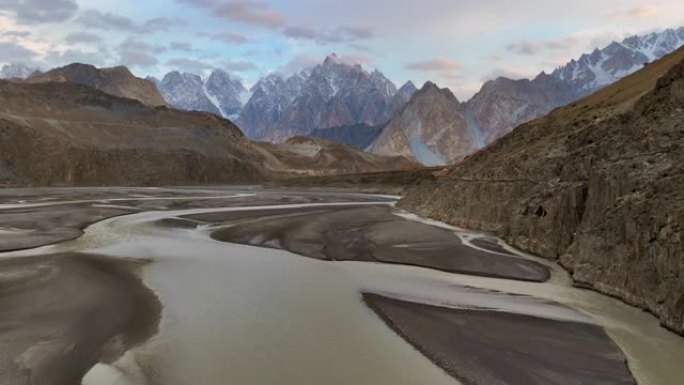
[[1, 0, 683, 99]]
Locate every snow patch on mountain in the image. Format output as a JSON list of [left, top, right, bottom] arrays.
[[153, 69, 248, 121], [552, 27, 684, 91], [203, 82, 227, 117]]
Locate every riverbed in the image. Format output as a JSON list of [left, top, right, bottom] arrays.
[[0, 187, 682, 385]]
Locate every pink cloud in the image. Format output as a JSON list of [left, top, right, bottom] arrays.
[[405, 58, 461, 72]]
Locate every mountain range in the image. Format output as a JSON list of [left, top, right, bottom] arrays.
[[373, 26, 684, 164], [144, 27, 684, 165], [152, 54, 417, 147], [240, 55, 416, 142]]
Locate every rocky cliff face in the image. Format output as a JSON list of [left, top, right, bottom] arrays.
[[370, 82, 476, 165], [372, 27, 684, 165], [237, 55, 414, 142], [400, 47, 684, 335], [27, 63, 168, 107]]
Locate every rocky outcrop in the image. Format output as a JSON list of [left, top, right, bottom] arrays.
[[27, 63, 168, 107], [370, 82, 476, 165], [400, 47, 684, 334]]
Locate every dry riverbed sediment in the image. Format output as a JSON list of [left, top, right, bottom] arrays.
[[0, 254, 160, 385]]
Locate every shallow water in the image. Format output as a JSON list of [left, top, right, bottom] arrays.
[[4, 191, 683, 385]]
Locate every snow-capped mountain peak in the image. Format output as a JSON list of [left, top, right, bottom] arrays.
[[323, 53, 341, 65], [205, 69, 248, 118], [153, 69, 248, 120], [552, 28, 684, 91], [236, 55, 411, 141]]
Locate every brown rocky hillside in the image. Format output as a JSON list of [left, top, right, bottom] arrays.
[[27, 63, 169, 107], [0, 80, 414, 187], [256, 136, 419, 175]]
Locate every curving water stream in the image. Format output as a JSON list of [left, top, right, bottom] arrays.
[[2, 191, 683, 385]]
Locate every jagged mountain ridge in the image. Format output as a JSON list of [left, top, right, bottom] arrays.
[[151, 72, 222, 116], [371, 26, 684, 165], [237, 55, 417, 142], [149, 57, 416, 144], [205, 69, 249, 119], [235, 72, 307, 140], [149, 69, 250, 119], [554, 26, 684, 92], [370, 82, 475, 165]]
